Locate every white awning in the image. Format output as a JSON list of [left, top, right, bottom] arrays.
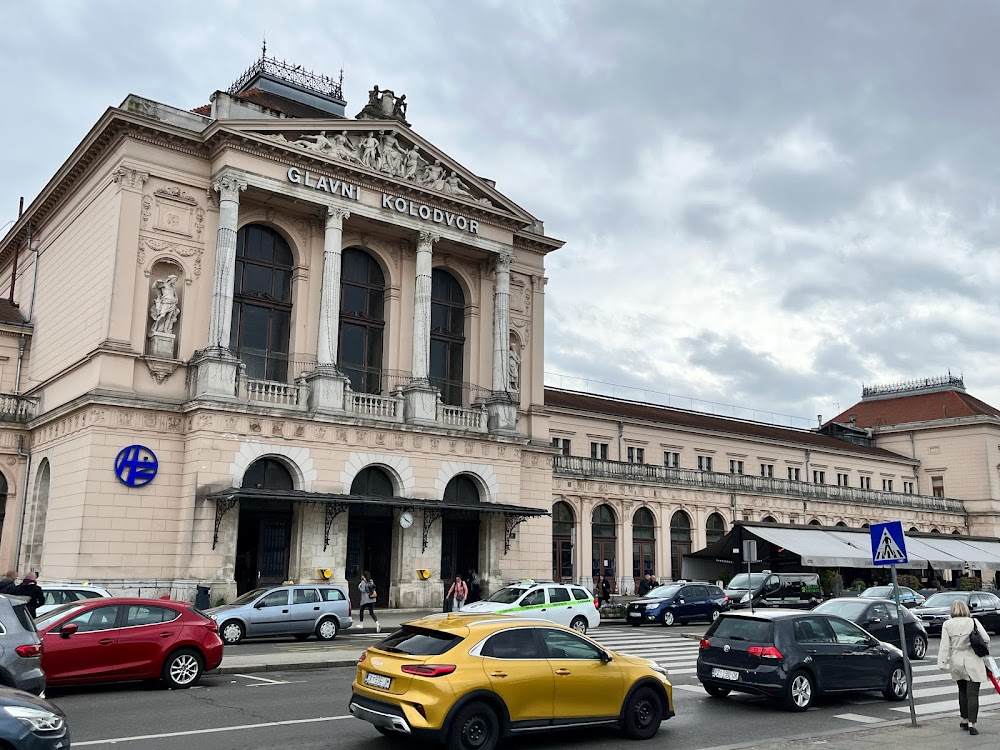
[[825, 530, 932, 569], [746, 527, 879, 568], [916, 537, 1000, 569]]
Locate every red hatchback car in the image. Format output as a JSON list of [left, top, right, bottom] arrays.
[[34, 597, 224, 688]]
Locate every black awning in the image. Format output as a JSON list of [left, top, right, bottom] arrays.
[[207, 487, 548, 554]]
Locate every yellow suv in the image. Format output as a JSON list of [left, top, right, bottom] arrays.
[[349, 614, 674, 750]]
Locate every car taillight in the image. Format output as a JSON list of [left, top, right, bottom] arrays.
[[723, 596, 729, 604], [205, 619, 218, 632], [699, 639, 711, 649], [358, 652, 366, 664], [747, 646, 783, 659], [15, 644, 42, 658], [594, 598, 600, 610], [401, 664, 456, 677]]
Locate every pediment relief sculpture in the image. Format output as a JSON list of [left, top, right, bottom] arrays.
[[259, 128, 493, 207]]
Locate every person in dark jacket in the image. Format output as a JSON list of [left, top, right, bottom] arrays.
[[9, 573, 44, 617], [638, 574, 652, 596], [600, 576, 612, 606], [0, 570, 16, 594]]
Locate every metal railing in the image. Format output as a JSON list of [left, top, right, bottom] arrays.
[[432, 378, 492, 409], [227, 54, 344, 100], [236, 352, 317, 383], [553, 456, 966, 513], [0, 394, 36, 423]]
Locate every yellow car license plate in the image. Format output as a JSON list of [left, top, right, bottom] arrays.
[[364, 672, 392, 690]]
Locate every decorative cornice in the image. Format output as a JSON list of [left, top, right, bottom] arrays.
[[112, 167, 149, 192]]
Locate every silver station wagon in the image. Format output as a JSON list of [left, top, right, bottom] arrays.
[[205, 585, 353, 644]]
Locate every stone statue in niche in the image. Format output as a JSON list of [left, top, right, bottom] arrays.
[[147, 275, 180, 359], [508, 342, 521, 392]]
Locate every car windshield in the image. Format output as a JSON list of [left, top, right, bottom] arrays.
[[923, 593, 969, 608], [229, 588, 268, 606], [34, 603, 84, 628], [861, 587, 893, 598], [814, 600, 870, 620], [486, 587, 528, 604], [728, 574, 767, 589], [647, 585, 682, 599]]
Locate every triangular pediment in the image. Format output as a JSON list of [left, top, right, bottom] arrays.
[[228, 121, 537, 225]]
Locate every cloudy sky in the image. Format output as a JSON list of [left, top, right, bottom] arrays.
[[3, 0, 999, 426]]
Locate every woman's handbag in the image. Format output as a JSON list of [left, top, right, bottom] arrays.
[[443, 596, 452, 613], [971, 623, 990, 657]]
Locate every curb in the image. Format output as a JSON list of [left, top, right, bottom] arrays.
[[210, 658, 359, 675]]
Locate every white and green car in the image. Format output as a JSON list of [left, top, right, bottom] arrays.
[[458, 580, 601, 633]]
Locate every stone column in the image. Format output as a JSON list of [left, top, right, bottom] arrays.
[[306, 207, 351, 414], [486, 252, 518, 435], [403, 231, 439, 425], [189, 170, 246, 401]]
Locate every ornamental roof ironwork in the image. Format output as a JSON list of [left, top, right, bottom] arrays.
[[862, 373, 965, 399], [227, 54, 344, 101]]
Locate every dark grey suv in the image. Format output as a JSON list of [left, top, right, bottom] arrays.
[[0, 596, 45, 695]]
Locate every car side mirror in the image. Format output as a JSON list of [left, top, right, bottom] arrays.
[[600, 650, 613, 663], [677, 598, 685, 604], [869, 617, 881, 625], [970, 602, 978, 609], [254, 601, 266, 609], [60, 623, 78, 639]]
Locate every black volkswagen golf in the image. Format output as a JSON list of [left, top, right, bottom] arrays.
[[813, 597, 928, 660], [697, 610, 909, 711]]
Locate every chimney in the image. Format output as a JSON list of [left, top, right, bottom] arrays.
[[817, 414, 822, 426]]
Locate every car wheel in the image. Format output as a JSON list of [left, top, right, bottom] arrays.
[[784, 670, 815, 711], [711, 608, 722, 622], [220, 620, 245, 645], [162, 648, 203, 689], [315, 618, 339, 641], [621, 686, 663, 740], [662, 610, 675, 627], [446, 700, 499, 750], [910, 635, 927, 660], [704, 684, 731, 698], [293, 634, 311, 641], [570, 617, 588, 634], [883, 663, 908, 701]]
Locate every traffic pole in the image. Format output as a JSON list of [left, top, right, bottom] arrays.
[[891, 565, 917, 727]]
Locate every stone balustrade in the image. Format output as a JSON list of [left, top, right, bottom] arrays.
[[244, 378, 308, 409], [0, 394, 37, 423], [438, 402, 488, 433], [347, 391, 403, 421]]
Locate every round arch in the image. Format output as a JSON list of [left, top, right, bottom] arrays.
[[951, 528, 963, 535], [836, 521, 849, 527], [25, 458, 50, 573], [350, 466, 394, 497], [552, 501, 575, 583], [435, 462, 499, 503], [342, 452, 414, 496], [669, 510, 692, 580], [341, 232, 401, 289], [236, 216, 306, 268], [706, 512, 727, 544], [908, 526, 920, 533], [431, 259, 477, 308], [762, 515, 778, 523], [230, 442, 315, 491], [808, 519, 822, 526], [931, 528, 941, 534], [592, 504, 617, 592], [632, 507, 656, 584]]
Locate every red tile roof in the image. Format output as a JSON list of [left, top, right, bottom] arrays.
[[544, 388, 910, 461], [191, 103, 211, 116], [829, 389, 1000, 428], [190, 88, 339, 120]]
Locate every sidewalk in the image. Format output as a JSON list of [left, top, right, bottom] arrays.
[[712, 713, 996, 750]]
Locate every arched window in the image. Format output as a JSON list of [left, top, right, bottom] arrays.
[[931, 528, 941, 534], [762, 515, 777, 523], [339, 248, 385, 394], [861, 522, 870, 529], [552, 502, 575, 582], [231, 225, 294, 381], [242, 457, 294, 490], [670, 510, 692, 580], [592, 504, 617, 590], [908, 526, 919, 533], [706, 513, 727, 544], [0, 472, 7, 546], [836, 521, 848, 527], [952, 529, 962, 535], [633, 508, 656, 581], [350, 467, 393, 497], [25, 459, 51, 573], [430, 269, 465, 406], [808, 519, 822, 526], [444, 475, 480, 504]]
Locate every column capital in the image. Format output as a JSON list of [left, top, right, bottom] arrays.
[[212, 173, 248, 203], [417, 231, 440, 250], [492, 252, 515, 274], [326, 206, 351, 229], [111, 167, 149, 193]]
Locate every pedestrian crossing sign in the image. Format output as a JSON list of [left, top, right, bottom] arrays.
[[870, 521, 908, 566]]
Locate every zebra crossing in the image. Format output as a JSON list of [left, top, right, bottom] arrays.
[[590, 628, 1000, 723]]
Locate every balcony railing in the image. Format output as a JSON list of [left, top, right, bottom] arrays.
[[0, 394, 36, 423], [438, 401, 488, 433], [244, 378, 308, 408], [553, 456, 966, 513], [347, 390, 403, 421]]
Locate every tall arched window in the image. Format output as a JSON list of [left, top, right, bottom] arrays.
[[808, 519, 822, 526], [592, 504, 617, 591], [633, 508, 656, 582], [837, 521, 849, 527], [908, 526, 919, 533], [25, 459, 51, 573], [762, 515, 777, 523], [241, 457, 294, 490], [340, 248, 385, 394], [444, 475, 480, 504], [231, 225, 294, 381], [350, 467, 393, 497], [430, 269, 465, 406], [670, 510, 692, 580], [706, 513, 726, 544], [930, 528, 941, 534], [552, 501, 575, 582]]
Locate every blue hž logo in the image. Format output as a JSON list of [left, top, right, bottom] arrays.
[[114, 445, 158, 487]]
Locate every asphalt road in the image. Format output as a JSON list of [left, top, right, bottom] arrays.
[[47, 629, 953, 750]]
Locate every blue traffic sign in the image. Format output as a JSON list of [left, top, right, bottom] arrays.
[[870, 521, 908, 566], [114, 445, 158, 487]]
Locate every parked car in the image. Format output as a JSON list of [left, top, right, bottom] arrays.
[[911, 590, 1000, 635], [34, 597, 224, 688], [0, 597, 45, 695], [859, 586, 925, 608], [36, 583, 113, 616], [0, 687, 69, 750], [205, 584, 353, 644], [697, 610, 908, 711], [350, 613, 674, 750], [459, 580, 600, 633], [726, 572, 823, 610], [626, 582, 729, 626], [813, 597, 928, 659]]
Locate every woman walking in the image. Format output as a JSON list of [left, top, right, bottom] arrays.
[[937, 600, 990, 735], [356, 571, 381, 633], [447, 574, 468, 612]]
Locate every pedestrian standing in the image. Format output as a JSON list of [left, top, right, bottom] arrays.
[[638, 574, 652, 596], [467, 568, 481, 603], [937, 600, 990, 735], [356, 571, 381, 633], [9, 573, 44, 617], [600, 576, 612, 606], [0, 570, 17, 594], [447, 575, 468, 612]]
